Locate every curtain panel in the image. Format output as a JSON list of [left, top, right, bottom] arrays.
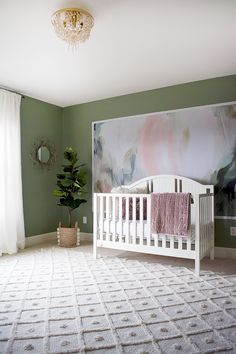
[[0, 89, 25, 255]]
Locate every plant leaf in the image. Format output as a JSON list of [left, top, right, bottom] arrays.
[[60, 179, 73, 187], [53, 189, 67, 197]]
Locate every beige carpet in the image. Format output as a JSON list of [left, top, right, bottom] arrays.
[[0, 240, 235, 353]]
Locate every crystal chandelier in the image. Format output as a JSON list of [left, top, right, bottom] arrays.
[[51, 8, 94, 47]]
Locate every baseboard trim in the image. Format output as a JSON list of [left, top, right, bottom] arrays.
[[215, 247, 236, 260], [25, 232, 93, 247], [80, 232, 93, 242], [25, 232, 56, 247]]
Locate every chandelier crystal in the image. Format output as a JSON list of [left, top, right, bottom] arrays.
[[51, 8, 94, 47]]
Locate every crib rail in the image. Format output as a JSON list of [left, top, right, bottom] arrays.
[[94, 193, 192, 254]]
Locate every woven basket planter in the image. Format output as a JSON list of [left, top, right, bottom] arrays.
[[57, 222, 80, 247]]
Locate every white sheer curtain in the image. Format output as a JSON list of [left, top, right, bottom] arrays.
[[0, 89, 25, 255]]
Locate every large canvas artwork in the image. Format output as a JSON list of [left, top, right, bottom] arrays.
[[93, 103, 236, 217]]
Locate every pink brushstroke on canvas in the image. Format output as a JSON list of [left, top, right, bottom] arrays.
[[139, 117, 178, 175]]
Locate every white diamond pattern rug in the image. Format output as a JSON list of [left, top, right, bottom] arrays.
[[0, 248, 235, 353]]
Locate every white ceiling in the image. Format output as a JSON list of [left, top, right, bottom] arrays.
[[0, 0, 236, 107]]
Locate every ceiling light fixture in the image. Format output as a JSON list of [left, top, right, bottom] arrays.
[[51, 8, 94, 47]]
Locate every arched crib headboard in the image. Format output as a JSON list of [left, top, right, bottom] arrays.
[[122, 174, 214, 195]]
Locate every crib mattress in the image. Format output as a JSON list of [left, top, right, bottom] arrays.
[[101, 219, 195, 244]]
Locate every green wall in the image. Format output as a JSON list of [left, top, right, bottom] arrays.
[[20, 76, 236, 246], [62, 75, 236, 248], [21, 97, 63, 236]]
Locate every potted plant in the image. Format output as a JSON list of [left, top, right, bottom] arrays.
[[53, 147, 87, 247]]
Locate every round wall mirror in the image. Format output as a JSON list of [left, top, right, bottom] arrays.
[[30, 138, 56, 169], [38, 145, 50, 163]]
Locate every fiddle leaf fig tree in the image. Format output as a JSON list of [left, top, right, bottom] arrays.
[[53, 147, 87, 228]]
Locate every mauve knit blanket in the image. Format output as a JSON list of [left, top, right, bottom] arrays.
[[151, 193, 191, 236]]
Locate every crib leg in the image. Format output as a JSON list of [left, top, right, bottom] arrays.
[[93, 194, 98, 260], [93, 224, 97, 259], [93, 245, 97, 259], [195, 258, 200, 276], [93, 239, 97, 260], [210, 247, 214, 260]]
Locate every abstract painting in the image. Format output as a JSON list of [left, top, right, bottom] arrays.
[[93, 103, 236, 217]]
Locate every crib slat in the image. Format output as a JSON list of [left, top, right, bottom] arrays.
[[175, 235, 179, 250], [140, 197, 144, 246], [204, 199, 207, 255], [105, 196, 110, 241], [112, 196, 116, 242], [203, 198, 205, 254], [195, 195, 200, 275], [93, 194, 98, 259], [126, 196, 129, 243], [207, 198, 209, 252], [133, 196, 137, 245], [99, 195, 104, 240], [164, 234, 167, 249], [203, 198, 206, 255], [211, 193, 215, 259], [96, 195, 100, 241], [187, 200, 191, 252], [146, 195, 151, 246], [199, 199, 202, 257], [119, 196, 123, 243], [205, 198, 207, 253], [170, 234, 174, 250], [206, 197, 208, 253], [209, 196, 213, 256], [154, 233, 158, 248], [200, 197, 204, 257], [187, 232, 191, 251]]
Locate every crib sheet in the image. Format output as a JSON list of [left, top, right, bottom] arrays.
[[102, 219, 195, 243]]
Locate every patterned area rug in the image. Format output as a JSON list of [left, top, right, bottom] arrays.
[[0, 248, 235, 354]]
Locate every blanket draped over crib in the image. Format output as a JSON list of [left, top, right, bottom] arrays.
[[151, 193, 191, 236]]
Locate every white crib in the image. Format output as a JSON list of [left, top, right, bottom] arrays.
[[93, 175, 215, 274]]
